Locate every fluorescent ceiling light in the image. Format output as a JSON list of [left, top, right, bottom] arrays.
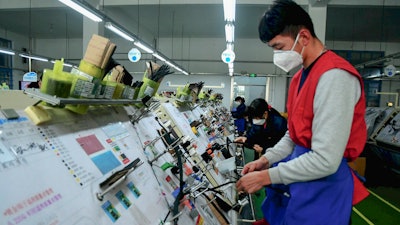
[[134, 41, 154, 54], [165, 60, 175, 68], [173, 66, 189, 75], [152, 53, 166, 62], [172, 65, 180, 71], [50, 60, 74, 67], [156, 60, 189, 75], [59, 0, 102, 22], [165, 61, 184, 73], [0, 48, 15, 55], [62, 63, 74, 67], [105, 22, 134, 42], [223, 0, 236, 22], [19, 53, 49, 62], [225, 24, 235, 43]]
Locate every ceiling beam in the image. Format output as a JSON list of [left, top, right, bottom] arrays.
[[309, 0, 329, 7], [327, 0, 400, 7], [0, 0, 61, 9], [2, 0, 399, 11]]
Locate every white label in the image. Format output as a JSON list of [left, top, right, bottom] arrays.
[[104, 86, 116, 99], [128, 48, 141, 62], [144, 85, 154, 96], [221, 49, 235, 63], [384, 65, 396, 77]]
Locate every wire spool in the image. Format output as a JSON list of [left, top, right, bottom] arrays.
[[138, 77, 160, 99], [40, 70, 73, 99], [112, 83, 125, 99]]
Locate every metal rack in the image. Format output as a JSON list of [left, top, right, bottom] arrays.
[[23, 88, 142, 106]]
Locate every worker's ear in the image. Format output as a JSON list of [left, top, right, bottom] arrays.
[[264, 111, 268, 119], [299, 28, 311, 47]]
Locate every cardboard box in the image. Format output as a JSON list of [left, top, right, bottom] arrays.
[[83, 34, 112, 69], [100, 43, 116, 69], [110, 65, 124, 83], [348, 157, 366, 177]]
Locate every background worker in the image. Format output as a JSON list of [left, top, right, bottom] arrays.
[[236, 1, 368, 224], [235, 98, 287, 160], [231, 96, 247, 136], [27, 73, 42, 89]]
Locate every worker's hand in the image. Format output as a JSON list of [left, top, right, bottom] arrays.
[[253, 144, 263, 153], [236, 170, 271, 194], [241, 156, 269, 175], [234, 136, 247, 143]]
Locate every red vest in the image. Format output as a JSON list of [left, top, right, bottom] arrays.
[[286, 50, 368, 204]]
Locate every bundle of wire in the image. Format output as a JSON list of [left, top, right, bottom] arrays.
[[131, 80, 143, 89], [145, 61, 174, 83], [188, 81, 204, 95]]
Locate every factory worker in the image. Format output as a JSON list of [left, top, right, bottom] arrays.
[[234, 98, 287, 160], [236, 1, 368, 225], [231, 96, 247, 136]]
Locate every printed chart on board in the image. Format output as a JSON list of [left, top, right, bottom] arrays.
[[0, 107, 171, 225]]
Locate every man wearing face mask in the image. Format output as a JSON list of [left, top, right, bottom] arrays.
[[236, 1, 368, 225], [234, 98, 287, 161]]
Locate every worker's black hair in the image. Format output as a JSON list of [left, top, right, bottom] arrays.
[[245, 98, 282, 122], [27, 81, 40, 88], [234, 96, 245, 103], [258, 0, 316, 43], [245, 98, 268, 118], [27, 73, 43, 88]]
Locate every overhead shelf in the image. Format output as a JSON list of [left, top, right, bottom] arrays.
[[23, 88, 142, 106]]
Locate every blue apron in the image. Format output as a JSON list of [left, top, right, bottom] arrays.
[[261, 145, 353, 225], [234, 118, 246, 132]]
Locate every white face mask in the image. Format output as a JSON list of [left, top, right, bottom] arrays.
[[273, 33, 305, 73], [252, 119, 265, 125]]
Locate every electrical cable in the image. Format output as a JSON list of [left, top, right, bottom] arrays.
[[194, 180, 237, 198], [132, 126, 173, 220], [149, 116, 186, 224], [158, 129, 184, 225], [162, 210, 171, 224], [135, 115, 240, 223], [172, 148, 184, 225], [208, 180, 237, 192]]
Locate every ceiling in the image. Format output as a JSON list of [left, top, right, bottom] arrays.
[[0, 0, 399, 74], [0, 1, 399, 41]]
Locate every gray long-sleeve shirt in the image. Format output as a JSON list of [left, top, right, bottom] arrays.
[[264, 68, 361, 185]]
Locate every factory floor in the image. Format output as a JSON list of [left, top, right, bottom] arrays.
[[352, 148, 400, 225], [242, 147, 400, 225]]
